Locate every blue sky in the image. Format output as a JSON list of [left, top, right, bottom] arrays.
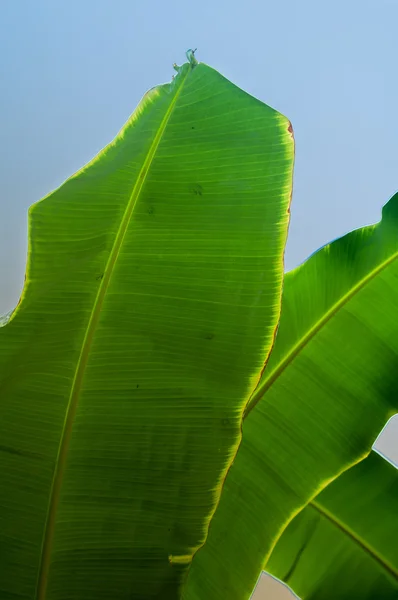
[[1, 0, 397, 313]]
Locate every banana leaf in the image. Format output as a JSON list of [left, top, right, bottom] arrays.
[[267, 450, 398, 599], [184, 193, 398, 599], [0, 54, 294, 600]]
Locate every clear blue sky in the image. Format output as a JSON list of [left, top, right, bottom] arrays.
[[1, 0, 397, 313]]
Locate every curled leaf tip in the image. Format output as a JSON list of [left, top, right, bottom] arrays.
[[168, 554, 192, 565], [186, 48, 198, 67]]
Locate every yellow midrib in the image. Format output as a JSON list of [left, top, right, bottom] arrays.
[[35, 65, 192, 600], [244, 248, 398, 418], [309, 499, 398, 581]]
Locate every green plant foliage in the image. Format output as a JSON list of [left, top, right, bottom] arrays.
[[184, 193, 398, 600], [267, 451, 398, 599], [0, 54, 293, 600]]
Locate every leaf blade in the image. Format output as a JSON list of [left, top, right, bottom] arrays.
[[0, 60, 294, 600]]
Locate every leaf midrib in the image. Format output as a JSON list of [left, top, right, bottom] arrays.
[[309, 499, 398, 582], [244, 248, 398, 418], [35, 64, 192, 600]]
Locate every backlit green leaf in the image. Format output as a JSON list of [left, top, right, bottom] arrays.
[[0, 57, 293, 600]]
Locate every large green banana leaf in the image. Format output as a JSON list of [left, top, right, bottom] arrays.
[[0, 55, 294, 600], [184, 193, 398, 599], [267, 450, 398, 599]]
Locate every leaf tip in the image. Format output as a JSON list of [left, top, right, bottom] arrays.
[[186, 48, 198, 67]]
